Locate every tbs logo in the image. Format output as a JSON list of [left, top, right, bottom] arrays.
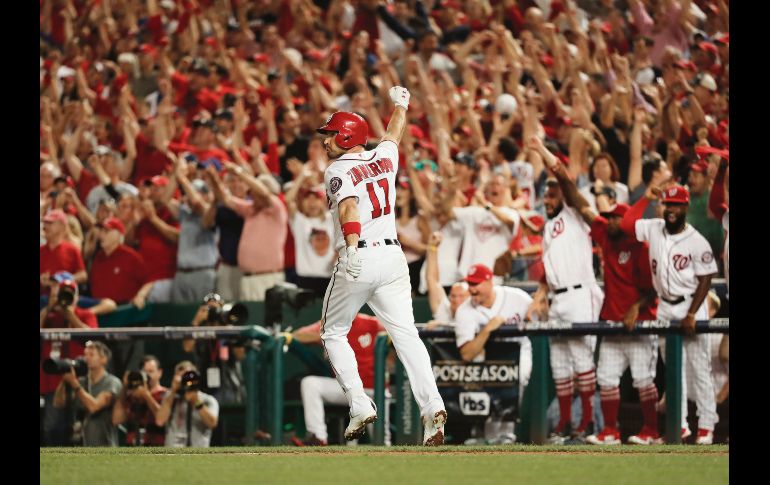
[[459, 392, 491, 416]]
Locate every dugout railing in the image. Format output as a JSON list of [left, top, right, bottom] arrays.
[[373, 318, 729, 445]]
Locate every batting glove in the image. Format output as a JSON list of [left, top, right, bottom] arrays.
[[345, 246, 362, 279], [389, 86, 410, 110]]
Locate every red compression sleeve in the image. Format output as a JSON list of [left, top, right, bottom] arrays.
[[709, 161, 728, 220], [620, 197, 650, 240]]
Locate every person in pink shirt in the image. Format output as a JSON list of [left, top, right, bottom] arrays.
[[207, 163, 287, 301], [629, 0, 692, 68]]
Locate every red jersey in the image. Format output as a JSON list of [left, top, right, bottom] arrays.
[[591, 217, 657, 321], [134, 133, 172, 184], [39, 307, 99, 394], [135, 206, 179, 282], [40, 240, 86, 294], [90, 245, 148, 303], [308, 315, 384, 388]]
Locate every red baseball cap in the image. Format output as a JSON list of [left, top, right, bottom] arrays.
[[698, 41, 718, 56], [661, 185, 690, 205], [601, 203, 630, 217], [464, 264, 494, 284], [151, 175, 170, 187], [689, 160, 710, 174], [674, 59, 697, 71], [305, 49, 325, 62], [100, 216, 126, 235], [43, 209, 68, 223]]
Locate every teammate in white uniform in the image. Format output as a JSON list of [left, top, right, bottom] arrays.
[[424, 232, 469, 330], [317, 87, 447, 446], [453, 263, 532, 443], [527, 137, 604, 444], [621, 184, 719, 445]]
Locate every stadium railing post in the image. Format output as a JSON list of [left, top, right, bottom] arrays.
[[529, 335, 550, 445], [271, 335, 286, 445], [665, 332, 683, 444], [373, 333, 389, 445], [243, 338, 260, 445]]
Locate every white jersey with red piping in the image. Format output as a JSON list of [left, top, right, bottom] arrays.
[[324, 140, 400, 251]]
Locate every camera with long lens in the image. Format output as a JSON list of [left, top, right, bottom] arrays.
[[206, 302, 249, 325], [43, 357, 88, 376], [177, 370, 201, 397], [126, 370, 148, 391], [56, 280, 77, 307]]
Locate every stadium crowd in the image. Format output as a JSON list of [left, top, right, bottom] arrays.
[[40, 0, 729, 447]]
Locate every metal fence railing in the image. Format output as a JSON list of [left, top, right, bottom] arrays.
[[41, 318, 728, 446]]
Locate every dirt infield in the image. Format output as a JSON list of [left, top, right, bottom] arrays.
[[42, 444, 729, 456]]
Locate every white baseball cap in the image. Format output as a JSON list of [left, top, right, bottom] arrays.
[[699, 73, 717, 92]]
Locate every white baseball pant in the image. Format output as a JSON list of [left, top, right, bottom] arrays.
[[597, 335, 658, 389], [300, 375, 391, 445], [548, 283, 604, 379], [320, 245, 444, 419], [658, 297, 717, 431]]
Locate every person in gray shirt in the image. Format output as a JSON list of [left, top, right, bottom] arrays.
[[54, 340, 122, 446], [155, 362, 220, 447], [169, 157, 219, 303]]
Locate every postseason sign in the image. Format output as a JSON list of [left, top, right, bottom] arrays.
[[432, 360, 519, 388]]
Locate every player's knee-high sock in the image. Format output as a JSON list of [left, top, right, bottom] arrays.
[[554, 378, 574, 432], [577, 369, 597, 431], [599, 386, 621, 430], [638, 384, 659, 434]]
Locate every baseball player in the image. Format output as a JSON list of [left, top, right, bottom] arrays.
[[425, 232, 470, 330], [317, 86, 447, 446], [285, 314, 390, 446], [546, 160, 661, 445], [621, 184, 719, 445], [453, 263, 533, 444], [527, 137, 604, 444]]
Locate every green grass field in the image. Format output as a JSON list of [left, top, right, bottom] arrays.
[[41, 445, 728, 485]]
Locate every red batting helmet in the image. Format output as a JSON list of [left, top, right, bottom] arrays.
[[316, 112, 368, 149]]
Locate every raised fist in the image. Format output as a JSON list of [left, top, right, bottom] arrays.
[[389, 86, 410, 110]]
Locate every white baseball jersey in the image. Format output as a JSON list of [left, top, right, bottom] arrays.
[[454, 286, 533, 362], [433, 296, 453, 325], [722, 211, 729, 292], [324, 140, 400, 251], [455, 206, 521, 277], [634, 220, 718, 300], [542, 205, 597, 290], [290, 211, 335, 277]]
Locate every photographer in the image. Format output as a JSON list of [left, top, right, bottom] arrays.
[[155, 362, 219, 447], [182, 293, 247, 404], [40, 275, 98, 446], [112, 355, 169, 446], [53, 341, 122, 446]]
